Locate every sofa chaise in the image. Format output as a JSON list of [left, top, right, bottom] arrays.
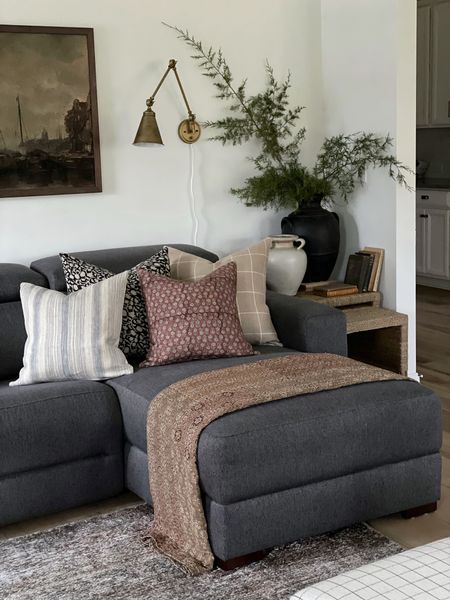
[[0, 244, 442, 568]]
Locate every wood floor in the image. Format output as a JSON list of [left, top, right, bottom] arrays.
[[1, 284, 450, 550], [369, 284, 450, 546], [416, 285, 450, 432]]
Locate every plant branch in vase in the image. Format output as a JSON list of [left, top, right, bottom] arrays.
[[166, 23, 413, 282]]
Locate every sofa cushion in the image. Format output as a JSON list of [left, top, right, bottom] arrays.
[[31, 244, 218, 292], [197, 379, 441, 504], [60, 247, 170, 357], [108, 352, 442, 504], [11, 273, 133, 386], [0, 264, 47, 303], [168, 239, 279, 345], [0, 264, 49, 381], [0, 303, 27, 381], [0, 379, 123, 478], [138, 262, 254, 366]]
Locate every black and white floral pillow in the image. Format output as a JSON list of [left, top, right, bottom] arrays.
[[60, 247, 170, 357]]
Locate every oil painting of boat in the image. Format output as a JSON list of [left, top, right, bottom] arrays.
[[0, 25, 102, 198]]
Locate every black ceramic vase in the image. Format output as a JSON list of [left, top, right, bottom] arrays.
[[281, 196, 340, 283]]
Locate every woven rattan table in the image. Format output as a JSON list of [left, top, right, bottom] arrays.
[[297, 291, 408, 375]]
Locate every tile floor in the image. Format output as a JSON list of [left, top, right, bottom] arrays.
[[1, 285, 450, 550]]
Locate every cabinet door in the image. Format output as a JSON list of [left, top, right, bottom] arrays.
[[416, 211, 428, 274], [417, 4, 431, 126], [431, 1, 450, 126], [426, 208, 450, 277]]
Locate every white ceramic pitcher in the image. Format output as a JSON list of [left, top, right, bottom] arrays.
[[266, 234, 307, 296]]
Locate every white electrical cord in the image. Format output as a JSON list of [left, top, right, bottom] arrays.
[[189, 144, 199, 246]]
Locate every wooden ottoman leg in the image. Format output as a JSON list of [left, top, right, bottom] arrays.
[[215, 549, 270, 571], [401, 502, 437, 519]]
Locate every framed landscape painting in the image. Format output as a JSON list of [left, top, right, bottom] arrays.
[[0, 25, 102, 198]]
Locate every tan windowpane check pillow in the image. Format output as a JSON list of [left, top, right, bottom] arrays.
[[168, 239, 279, 345]]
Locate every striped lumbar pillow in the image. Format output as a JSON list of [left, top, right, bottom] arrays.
[[10, 271, 133, 386]]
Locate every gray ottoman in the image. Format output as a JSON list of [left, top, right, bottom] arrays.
[[110, 353, 442, 563]]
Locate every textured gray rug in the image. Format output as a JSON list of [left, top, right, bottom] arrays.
[[1, 506, 402, 600]]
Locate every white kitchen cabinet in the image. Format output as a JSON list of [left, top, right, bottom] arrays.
[[426, 209, 449, 277], [417, 0, 450, 127], [417, 4, 431, 127], [431, 2, 450, 125], [416, 192, 450, 283]]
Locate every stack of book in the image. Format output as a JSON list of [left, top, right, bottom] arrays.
[[310, 282, 359, 297], [344, 247, 384, 292], [299, 281, 359, 297], [298, 247, 384, 297]]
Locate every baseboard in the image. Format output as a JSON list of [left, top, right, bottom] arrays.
[[417, 276, 450, 290]]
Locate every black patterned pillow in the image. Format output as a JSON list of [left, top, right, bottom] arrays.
[[60, 247, 170, 357]]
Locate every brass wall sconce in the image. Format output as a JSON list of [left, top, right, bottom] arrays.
[[133, 59, 201, 145]]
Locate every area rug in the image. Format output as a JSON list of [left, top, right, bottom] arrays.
[[0, 506, 402, 600]]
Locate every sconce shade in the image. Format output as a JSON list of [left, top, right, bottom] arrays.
[[133, 108, 163, 145]]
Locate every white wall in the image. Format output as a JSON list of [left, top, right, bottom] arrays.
[[1, 0, 417, 373], [0, 0, 324, 265], [321, 0, 417, 376]]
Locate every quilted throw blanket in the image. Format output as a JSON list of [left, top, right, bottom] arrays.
[[146, 354, 405, 575]]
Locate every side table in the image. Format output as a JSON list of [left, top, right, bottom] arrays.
[[297, 291, 408, 375]]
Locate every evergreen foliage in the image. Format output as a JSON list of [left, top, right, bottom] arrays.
[[166, 24, 413, 210]]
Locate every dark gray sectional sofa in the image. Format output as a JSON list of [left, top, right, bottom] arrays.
[[0, 244, 442, 564]]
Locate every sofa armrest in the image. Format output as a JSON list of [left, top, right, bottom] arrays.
[[266, 290, 348, 355]]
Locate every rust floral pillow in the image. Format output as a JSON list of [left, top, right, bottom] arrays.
[[138, 262, 255, 366]]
